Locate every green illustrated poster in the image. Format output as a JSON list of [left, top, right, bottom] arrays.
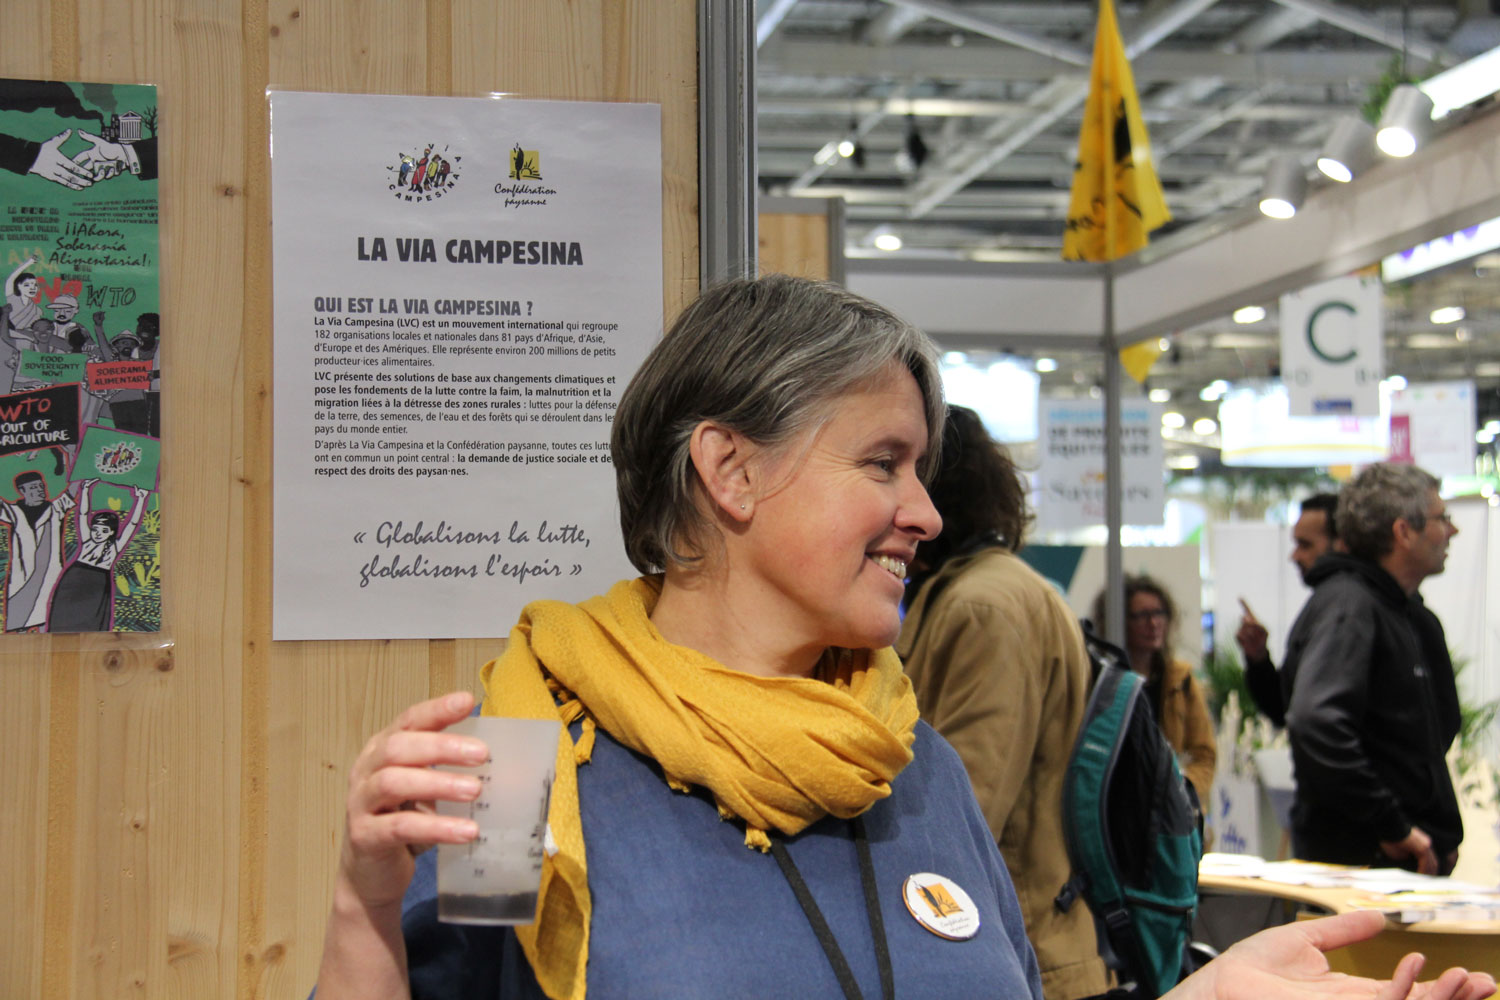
[[0, 78, 161, 633]]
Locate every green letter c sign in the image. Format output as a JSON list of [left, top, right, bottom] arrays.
[[1306, 300, 1358, 363]]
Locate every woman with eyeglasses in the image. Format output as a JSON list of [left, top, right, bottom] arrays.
[[1094, 574, 1217, 806]]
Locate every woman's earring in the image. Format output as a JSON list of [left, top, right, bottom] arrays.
[[739, 503, 746, 510]]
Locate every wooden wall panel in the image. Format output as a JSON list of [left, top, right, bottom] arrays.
[[0, 2, 697, 998], [758, 212, 831, 280]]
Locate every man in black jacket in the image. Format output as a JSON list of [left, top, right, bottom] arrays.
[[1234, 492, 1339, 727], [1281, 463, 1463, 874]]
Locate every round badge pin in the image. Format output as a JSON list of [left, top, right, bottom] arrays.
[[901, 872, 980, 940]]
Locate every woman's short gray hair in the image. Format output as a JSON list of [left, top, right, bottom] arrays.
[[611, 274, 943, 573], [1336, 462, 1440, 560]]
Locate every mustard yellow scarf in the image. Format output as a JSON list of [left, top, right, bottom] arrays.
[[480, 576, 919, 1000]]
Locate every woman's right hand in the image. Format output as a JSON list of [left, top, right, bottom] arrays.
[[337, 690, 489, 911]]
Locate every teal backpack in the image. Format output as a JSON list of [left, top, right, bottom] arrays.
[[1054, 629, 1204, 999]]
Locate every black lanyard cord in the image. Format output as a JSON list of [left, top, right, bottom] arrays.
[[769, 816, 894, 1000]]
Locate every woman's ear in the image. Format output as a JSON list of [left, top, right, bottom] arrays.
[[688, 421, 756, 523]]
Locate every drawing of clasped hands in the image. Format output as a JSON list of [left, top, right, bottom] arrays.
[[26, 128, 140, 190], [69, 129, 142, 182]]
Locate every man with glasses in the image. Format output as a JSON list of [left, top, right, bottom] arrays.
[[1280, 463, 1463, 874]]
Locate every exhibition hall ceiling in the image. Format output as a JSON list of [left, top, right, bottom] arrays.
[[755, 0, 1500, 426]]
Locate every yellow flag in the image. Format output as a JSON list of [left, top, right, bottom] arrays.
[[1062, 0, 1171, 262], [1119, 339, 1164, 384]]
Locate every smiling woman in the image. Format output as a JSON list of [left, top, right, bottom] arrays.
[[314, 276, 1497, 1000]]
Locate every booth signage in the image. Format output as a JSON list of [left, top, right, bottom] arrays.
[[1387, 380, 1476, 478], [1279, 275, 1383, 417], [269, 91, 663, 640], [1035, 397, 1164, 531]]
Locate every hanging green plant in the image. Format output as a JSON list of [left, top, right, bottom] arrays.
[[1361, 56, 1419, 125]]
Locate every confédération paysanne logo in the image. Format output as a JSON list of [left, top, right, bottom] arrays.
[[388, 143, 461, 202], [508, 143, 541, 180], [94, 438, 143, 476], [495, 141, 556, 210]]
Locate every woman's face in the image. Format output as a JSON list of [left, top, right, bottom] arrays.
[[90, 521, 115, 543], [1126, 591, 1169, 656], [735, 365, 941, 654], [18, 277, 37, 300]]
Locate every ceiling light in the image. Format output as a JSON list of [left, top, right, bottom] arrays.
[[1485, 419, 1500, 434], [1162, 411, 1186, 429], [837, 138, 855, 158], [1199, 379, 1230, 402], [1209, 333, 1271, 349], [1157, 337, 1171, 352], [1148, 388, 1171, 403], [1478, 429, 1495, 445], [1316, 117, 1376, 183], [1383, 375, 1408, 391], [1258, 154, 1306, 219], [904, 115, 929, 170], [874, 232, 903, 252], [1232, 305, 1266, 324], [1430, 305, 1466, 324], [813, 141, 839, 166], [1035, 357, 1058, 373], [1376, 85, 1434, 158], [1166, 454, 1201, 471], [1418, 45, 1500, 119], [1408, 333, 1460, 348], [1193, 417, 1218, 436], [1383, 215, 1500, 282]]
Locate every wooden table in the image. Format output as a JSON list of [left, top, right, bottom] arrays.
[[1198, 872, 1500, 977]]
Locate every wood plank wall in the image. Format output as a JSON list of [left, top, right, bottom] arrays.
[[759, 213, 831, 280], [0, 3, 698, 997]]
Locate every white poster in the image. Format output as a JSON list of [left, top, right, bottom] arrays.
[[269, 91, 662, 640], [1279, 274, 1383, 417], [1218, 383, 1387, 468], [1035, 397, 1164, 531], [1387, 380, 1476, 479]]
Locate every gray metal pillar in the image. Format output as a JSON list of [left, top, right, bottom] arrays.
[[1103, 268, 1125, 645], [699, 0, 758, 284]]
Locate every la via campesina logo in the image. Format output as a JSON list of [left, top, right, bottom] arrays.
[[509, 143, 541, 180], [389, 143, 461, 202], [95, 439, 143, 476]]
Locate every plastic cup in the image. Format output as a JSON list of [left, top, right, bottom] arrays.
[[435, 715, 560, 925]]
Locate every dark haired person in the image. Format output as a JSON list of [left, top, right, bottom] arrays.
[[1093, 575, 1217, 807], [1282, 464, 1463, 874], [898, 405, 1107, 1000], [46, 479, 150, 632], [1234, 493, 1339, 727], [6, 254, 41, 334]]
